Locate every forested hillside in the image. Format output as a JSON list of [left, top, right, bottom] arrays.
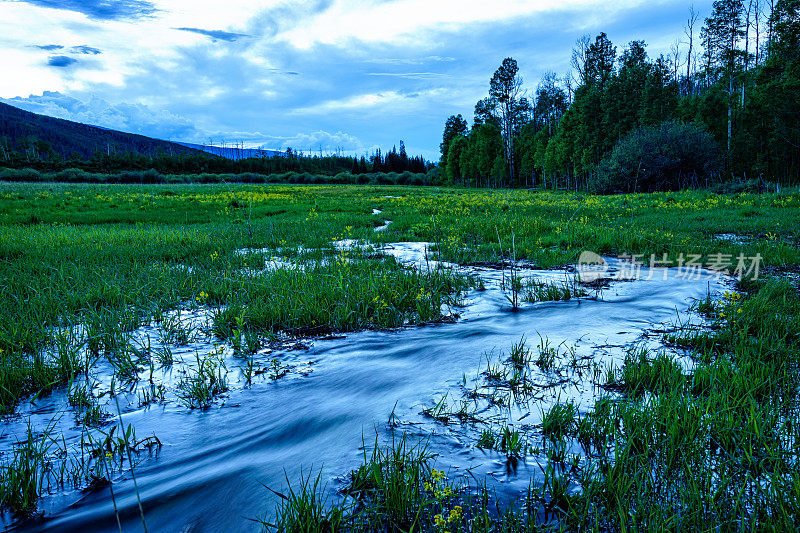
[[440, 0, 800, 191], [0, 102, 204, 161]]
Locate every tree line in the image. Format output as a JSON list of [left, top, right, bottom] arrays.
[[440, 0, 800, 191], [0, 101, 432, 177], [0, 138, 431, 177]]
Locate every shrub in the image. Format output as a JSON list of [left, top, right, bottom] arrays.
[[56, 168, 101, 183], [333, 171, 356, 184], [591, 120, 720, 193], [0, 168, 42, 182], [117, 168, 164, 183], [235, 172, 266, 183], [710, 178, 774, 194]]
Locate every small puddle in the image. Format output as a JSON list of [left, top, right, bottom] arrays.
[[374, 220, 392, 232], [713, 233, 751, 245], [2, 242, 731, 532]]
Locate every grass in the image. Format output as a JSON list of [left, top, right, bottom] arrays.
[[524, 276, 585, 302], [1, 182, 799, 524], [556, 278, 800, 530], [541, 401, 578, 441], [257, 469, 345, 532], [508, 335, 529, 367], [260, 435, 539, 532], [498, 426, 526, 457], [175, 353, 229, 409], [0, 184, 476, 415], [0, 423, 53, 514], [604, 348, 687, 397], [0, 418, 160, 516]]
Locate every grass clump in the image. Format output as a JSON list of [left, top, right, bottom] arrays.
[[498, 426, 526, 457], [524, 277, 585, 302], [541, 401, 578, 440], [257, 470, 344, 532], [0, 423, 53, 514], [212, 253, 470, 338], [176, 353, 229, 409], [508, 335, 530, 368], [605, 348, 686, 397]]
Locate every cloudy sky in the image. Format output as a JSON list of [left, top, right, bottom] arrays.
[[0, 0, 707, 160]]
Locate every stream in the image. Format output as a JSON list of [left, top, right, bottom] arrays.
[[1, 243, 730, 532]]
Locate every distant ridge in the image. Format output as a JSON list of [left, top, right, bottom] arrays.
[[0, 102, 207, 160], [176, 142, 283, 160]]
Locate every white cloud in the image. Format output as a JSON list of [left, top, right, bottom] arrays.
[[290, 87, 455, 115], [366, 72, 452, 80], [1, 91, 198, 140], [263, 130, 365, 152], [364, 56, 456, 65], [276, 0, 646, 48], [290, 91, 404, 114]]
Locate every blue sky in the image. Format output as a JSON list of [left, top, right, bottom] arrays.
[[0, 0, 709, 160]]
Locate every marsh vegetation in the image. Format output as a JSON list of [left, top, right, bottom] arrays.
[[0, 182, 797, 530]]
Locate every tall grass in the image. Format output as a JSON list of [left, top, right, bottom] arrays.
[[0, 423, 54, 513]]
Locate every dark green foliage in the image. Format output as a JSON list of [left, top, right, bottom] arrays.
[[0, 167, 434, 186], [590, 120, 720, 193], [440, 114, 469, 176], [442, 4, 800, 189]]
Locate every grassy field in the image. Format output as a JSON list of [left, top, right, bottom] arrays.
[[1, 182, 799, 527]]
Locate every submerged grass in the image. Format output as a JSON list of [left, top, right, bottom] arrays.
[[524, 276, 585, 303], [0, 423, 54, 514], [175, 353, 229, 409]]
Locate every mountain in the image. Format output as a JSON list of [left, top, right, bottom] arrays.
[[0, 102, 208, 160], [176, 142, 283, 160]]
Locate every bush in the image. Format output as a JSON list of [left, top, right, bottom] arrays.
[[55, 168, 101, 183], [0, 168, 435, 187], [590, 120, 720, 193], [333, 171, 356, 184], [117, 168, 164, 183], [234, 172, 266, 183], [710, 178, 775, 194], [426, 166, 442, 185], [0, 168, 42, 182], [377, 172, 398, 185]]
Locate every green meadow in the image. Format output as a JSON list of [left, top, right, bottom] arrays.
[[1, 182, 799, 529]]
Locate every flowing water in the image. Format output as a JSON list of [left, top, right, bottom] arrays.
[[2, 243, 731, 532]]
